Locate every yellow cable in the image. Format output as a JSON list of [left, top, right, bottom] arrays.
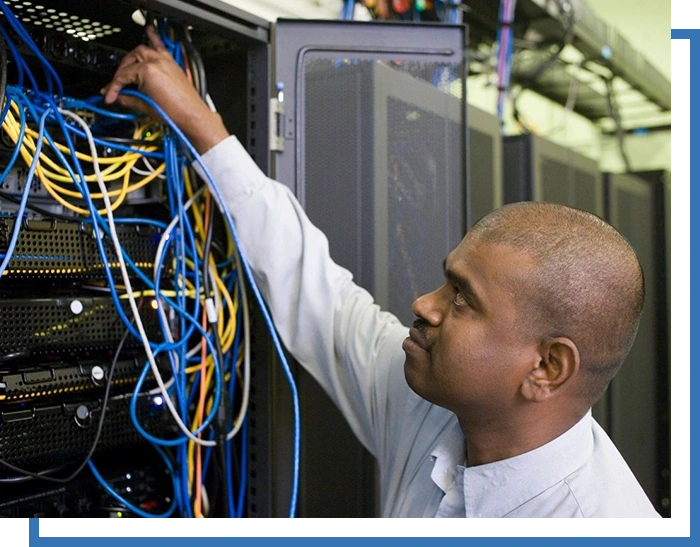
[[8, 100, 156, 166], [1, 104, 164, 214]]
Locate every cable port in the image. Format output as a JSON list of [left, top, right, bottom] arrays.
[[50, 38, 72, 60], [74, 44, 94, 66], [29, 30, 48, 52]]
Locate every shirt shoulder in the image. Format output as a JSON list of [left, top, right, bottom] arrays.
[[562, 422, 661, 517]]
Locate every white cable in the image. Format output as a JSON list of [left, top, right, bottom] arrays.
[[131, 155, 166, 179], [205, 93, 217, 113], [61, 110, 214, 447], [149, 303, 175, 395], [151, 185, 208, 370], [153, 186, 204, 277], [131, 164, 165, 179], [201, 485, 210, 517], [226, 238, 250, 440]]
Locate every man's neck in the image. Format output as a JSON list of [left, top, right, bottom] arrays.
[[457, 410, 585, 467]]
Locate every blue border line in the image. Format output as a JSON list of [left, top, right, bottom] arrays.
[[670, 27, 694, 540], [671, 24, 700, 527]]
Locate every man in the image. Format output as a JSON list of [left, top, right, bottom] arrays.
[[102, 27, 660, 518]]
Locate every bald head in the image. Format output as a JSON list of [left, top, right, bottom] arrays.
[[469, 202, 644, 403]]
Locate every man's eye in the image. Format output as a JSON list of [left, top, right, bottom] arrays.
[[453, 290, 468, 307]]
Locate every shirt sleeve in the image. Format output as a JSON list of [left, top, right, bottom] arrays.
[[196, 135, 411, 459]]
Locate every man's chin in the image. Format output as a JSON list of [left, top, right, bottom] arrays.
[[403, 353, 429, 397]]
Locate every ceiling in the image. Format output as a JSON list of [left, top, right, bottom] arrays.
[[586, 0, 670, 80]]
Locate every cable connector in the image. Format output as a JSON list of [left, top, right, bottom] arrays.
[[205, 297, 218, 325]]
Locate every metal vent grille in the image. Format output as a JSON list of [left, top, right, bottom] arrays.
[[0, 394, 169, 468], [0, 167, 45, 197], [303, 58, 464, 326], [1, 0, 121, 42], [0, 354, 169, 404], [0, 218, 163, 280], [387, 97, 462, 325], [0, 296, 161, 356]]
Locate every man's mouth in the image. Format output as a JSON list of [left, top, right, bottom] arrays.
[[407, 326, 431, 352]]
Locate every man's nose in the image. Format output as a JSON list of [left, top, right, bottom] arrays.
[[411, 287, 444, 327]]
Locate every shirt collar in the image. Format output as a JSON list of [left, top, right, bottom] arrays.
[[429, 419, 466, 493], [462, 411, 594, 518]]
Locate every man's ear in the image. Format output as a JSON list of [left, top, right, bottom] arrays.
[[520, 337, 580, 402]]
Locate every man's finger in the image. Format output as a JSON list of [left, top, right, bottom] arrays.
[[115, 50, 140, 72], [101, 63, 144, 104], [131, 44, 162, 63], [115, 95, 159, 120], [115, 44, 161, 76], [146, 26, 167, 52]]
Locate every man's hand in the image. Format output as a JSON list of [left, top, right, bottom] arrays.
[[101, 26, 230, 154]]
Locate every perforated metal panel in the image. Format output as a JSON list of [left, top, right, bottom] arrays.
[[303, 60, 464, 326], [0, 296, 161, 356], [0, 218, 164, 280], [503, 134, 603, 217], [604, 172, 667, 515], [0, 394, 170, 468], [386, 96, 461, 322], [1, 0, 123, 42], [0, 354, 168, 404]]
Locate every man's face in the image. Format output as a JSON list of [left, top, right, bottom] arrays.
[[403, 236, 540, 419]]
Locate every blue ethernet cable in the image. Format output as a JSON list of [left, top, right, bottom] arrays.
[[0, 92, 28, 185], [178, 444, 192, 518], [0, 19, 230, 518], [120, 89, 301, 518], [129, 339, 223, 446], [5, 93, 146, 346], [29, 93, 201, 354], [56, 119, 165, 158], [40, 98, 225, 448], [0, 12, 268, 517], [0, 2, 62, 96], [0, 26, 37, 94], [87, 444, 179, 519], [62, 98, 142, 121], [0, 108, 50, 278], [0, 92, 149, 345], [5, 92, 213, 436], [111, 218, 169, 230]]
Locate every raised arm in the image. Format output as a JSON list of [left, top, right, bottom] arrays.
[[102, 26, 228, 154], [102, 29, 412, 457]]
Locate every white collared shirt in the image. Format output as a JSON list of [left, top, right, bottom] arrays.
[[200, 136, 660, 518]]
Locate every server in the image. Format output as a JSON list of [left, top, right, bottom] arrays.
[[467, 104, 502, 228], [0, 0, 469, 518], [502, 133, 603, 217], [0, 0, 271, 517], [604, 171, 670, 517]]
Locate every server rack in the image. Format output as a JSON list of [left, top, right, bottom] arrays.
[[1, 1, 469, 517], [0, 0, 271, 517], [604, 170, 670, 517], [466, 103, 502, 228], [502, 133, 603, 216]]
